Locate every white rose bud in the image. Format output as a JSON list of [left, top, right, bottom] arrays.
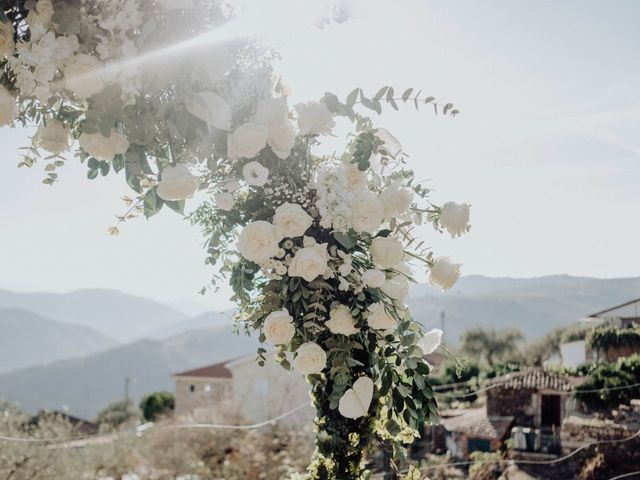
[[35, 120, 71, 154], [352, 188, 385, 234], [263, 309, 296, 345], [370, 237, 404, 269], [362, 269, 386, 288], [237, 221, 281, 265], [242, 160, 269, 187], [157, 164, 199, 201], [273, 202, 313, 238], [63, 54, 105, 100], [288, 243, 329, 282], [0, 85, 17, 127], [325, 304, 359, 336], [78, 129, 129, 162], [295, 101, 335, 135], [380, 275, 410, 302], [227, 122, 267, 160], [294, 342, 327, 375], [214, 192, 234, 211], [366, 302, 396, 331], [429, 257, 461, 291], [381, 181, 414, 218], [439, 201, 471, 238], [0, 20, 15, 57], [419, 328, 443, 355]]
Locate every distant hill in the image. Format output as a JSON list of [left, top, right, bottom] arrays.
[[0, 308, 117, 373], [407, 275, 640, 343], [0, 289, 187, 342], [0, 325, 258, 419], [146, 311, 233, 339]]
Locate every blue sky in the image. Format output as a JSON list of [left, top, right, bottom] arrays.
[[0, 0, 638, 309]]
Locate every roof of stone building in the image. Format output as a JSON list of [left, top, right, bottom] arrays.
[[489, 368, 582, 392], [440, 408, 514, 440], [173, 360, 234, 379]]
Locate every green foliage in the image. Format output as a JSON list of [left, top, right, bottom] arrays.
[[461, 327, 524, 367], [586, 326, 640, 351], [139, 391, 174, 422], [483, 362, 522, 380], [574, 354, 640, 411], [436, 359, 480, 404], [95, 399, 139, 429], [468, 451, 504, 480]]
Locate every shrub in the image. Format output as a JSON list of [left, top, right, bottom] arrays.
[[585, 326, 640, 351], [139, 391, 174, 422], [574, 354, 640, 411], [95, 399, 139, 429]]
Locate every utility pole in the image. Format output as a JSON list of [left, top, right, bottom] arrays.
[[440, 310, 446, 346]]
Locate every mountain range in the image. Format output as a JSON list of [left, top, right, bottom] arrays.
[[0, 275, 638, 419]]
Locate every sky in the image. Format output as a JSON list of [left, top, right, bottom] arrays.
[[1, 0, 638, 310]]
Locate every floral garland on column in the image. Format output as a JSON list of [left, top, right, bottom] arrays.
[[0, 1, 471, 478]]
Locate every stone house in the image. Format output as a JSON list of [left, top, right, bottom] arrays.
[[173, 354, 311, 423], [558, 298, 640, 367]]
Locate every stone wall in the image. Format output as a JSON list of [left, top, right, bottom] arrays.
[[174, 377, 232, 416], [487, 388, 537, 425]]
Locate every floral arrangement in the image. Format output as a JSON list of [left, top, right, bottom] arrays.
[[0, 1, 471, 478]]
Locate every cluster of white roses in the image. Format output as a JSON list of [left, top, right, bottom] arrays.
[[225, 102, 471, 390]]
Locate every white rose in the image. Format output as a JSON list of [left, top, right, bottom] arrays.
[[362, 269, 385, 288], [214, 192, 234, 211], [27, 0, 54, 26], [341, 163, 368, 189], [325, 304, 359, 336], [0, 20, 15, 57], [381, 181, 414, 218], [366, 302, 396, 331], [63, 54, 105, 100], [288, 243, 329, 282], [429, 257, 461, 291], [35, 120, 71, 154], [263, 309, 295, 345], [267, 121, 296, 159], [419, 328, 443, 355], [295, 101, 335, 135], [380, 275, 410, 302], [79, 129, 129, 162], [370, 237, 404, 269], [227, 122, 267, 160], [393, 262, 413, 277], [0, 85, 17, 127], [254, 97, 289, 126], [242, 160, 269, 187], [184, 91, 232, 130], [157, 164, 199, 201], [439, 201, 471, 238], [294, 342, 327, 375], [237, 221, 281, 264], [273, 202, 313, 238], [352, 188, 385, 234]]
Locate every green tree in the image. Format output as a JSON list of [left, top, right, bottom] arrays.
[[461, 327, 524, 367], [95, 399, 139, 429], [139, 391, 174, 422]]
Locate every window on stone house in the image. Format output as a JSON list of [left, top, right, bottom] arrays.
[[189, 384, 196, 393]]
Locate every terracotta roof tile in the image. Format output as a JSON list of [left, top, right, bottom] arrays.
[[490, 368, 581, 392], [173, 361, 233, 379]]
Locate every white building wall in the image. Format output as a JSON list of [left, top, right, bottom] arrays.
[[560, 340, 586, 368]]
